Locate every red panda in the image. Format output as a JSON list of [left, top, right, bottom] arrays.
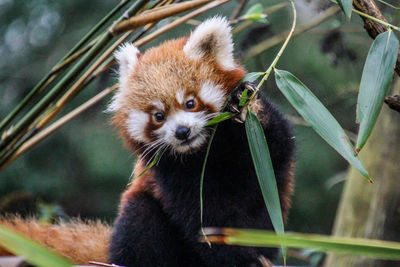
[[0, 17, 295, 267]]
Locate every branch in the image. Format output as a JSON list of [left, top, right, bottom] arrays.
[[243, 6, 340, 60], [353, 0, 400, 76], [111, 0, 215, 35], [229, 0, 247, 20], [0, 85, 119, 171]]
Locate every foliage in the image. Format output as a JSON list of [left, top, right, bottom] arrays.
[[356, 30, 399, 152], [204, 228, 400, 260], [0, 0, 399, 266]]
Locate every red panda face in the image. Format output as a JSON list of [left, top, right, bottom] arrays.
[[109, 17, 245, 155]]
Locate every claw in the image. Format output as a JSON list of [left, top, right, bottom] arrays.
[[226, 81, 257, 120]]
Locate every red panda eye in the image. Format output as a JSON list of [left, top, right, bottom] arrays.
[[185, 99, 196, 109], [154, 112, 165, 122]]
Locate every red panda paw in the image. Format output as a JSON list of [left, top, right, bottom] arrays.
[[227, 81, 257, 123]]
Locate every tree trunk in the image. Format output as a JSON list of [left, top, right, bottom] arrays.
[[324, 82, 400, 267]]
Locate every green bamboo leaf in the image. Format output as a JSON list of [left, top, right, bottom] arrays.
[[238, 89, 249, 107], [356, 30, 399, 152], [242, 14, 268, 24], [205, 112, 235, 126], [245, 110, 284, 234], [135, 148, 164, 179], [274, 69, 371, 182], [336, 0, 352, 19], [0, 225, 73, 267], [244, 3, 263, 16], [242, 72, 264, 83], [205, 228, 400, 260]]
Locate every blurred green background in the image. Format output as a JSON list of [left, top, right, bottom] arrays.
[[0, 0, 397, 257]]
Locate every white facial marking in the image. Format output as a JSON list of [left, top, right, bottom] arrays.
[[198, 80, 226, 111], [155, 111, 208, 153], [106, 92, 123, 113], [126, 110, 149, 142], [183, 16, 235, 70], [176, 90, 184, 105], [152, 100, 165, 111]]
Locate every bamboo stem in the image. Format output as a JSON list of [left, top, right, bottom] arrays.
[[111, 0, 215, 35], [30, 0, 173, 133], [254, 0, 297, 93], [0, 85, 118, 171], [37, 31, 132, 129], [135, 0, 230, 47], [91, 0, 230, 79], [230, 0, 248, 20], [232, 2, 288, 34], [0, 0, 230, 167], [0, 0, 132, 133], [50, 35, 101, 74], [243, 6, 340, 61], [0, 0, 150, 152]]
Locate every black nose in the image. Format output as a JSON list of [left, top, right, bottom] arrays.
[[175, 126, 191, 140]]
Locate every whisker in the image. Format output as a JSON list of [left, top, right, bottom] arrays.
[[156, 145, 168, 165], [145, 144, 165, 166], [141, 138, 164, 158], [137, 138, 162, 152], [142, 144, 162, 161]]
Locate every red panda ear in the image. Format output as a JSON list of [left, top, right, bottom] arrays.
[[114, 43, 140, 83], [108, 43, 140, 113], [183, 16, 235, 70]]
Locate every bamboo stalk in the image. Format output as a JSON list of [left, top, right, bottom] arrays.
[[232, 2, 288, 34], [38, 31, 132, 129], [0, 0, 230, 167], [28, 0, 174, 133], [50, 35, 102, 74], [0, 0, 230, 168], [0, 0, 132, 133], [230, 0, 248, 20], [0, 0, 150, 152], [92, 0, 231, 78], [135, 0, 230, 47], [69, 0, 230, 93], [0, 85, 118, 171], [111, 0, 215, 35], [243, 6, 340, 60]]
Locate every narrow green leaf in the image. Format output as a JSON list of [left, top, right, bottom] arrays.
[[336, 0, 352, 19], [205, 112, 235, 126], [206, 228, 400, 260], [136, 149, 163, 179], [200, 125, 218, 247], [245, 110, 284, 234], [274, 69, 371, 181], [0, 225, 73, 267], [239, 89, 249, 107], [242, 72, 264, 83], [356, 30, 399, 151]]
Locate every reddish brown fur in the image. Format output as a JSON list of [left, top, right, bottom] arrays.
[[1, 24, 290, 266], [0, 217, 110, 264], [119, 160, 162, 213], [280, 163, 295, 224], [112, 37, 245, 153]]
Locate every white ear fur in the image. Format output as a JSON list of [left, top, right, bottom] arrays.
[[108, 43, 140, 113], [183, 16, 235, 70], [114, 43, 140, 83]]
